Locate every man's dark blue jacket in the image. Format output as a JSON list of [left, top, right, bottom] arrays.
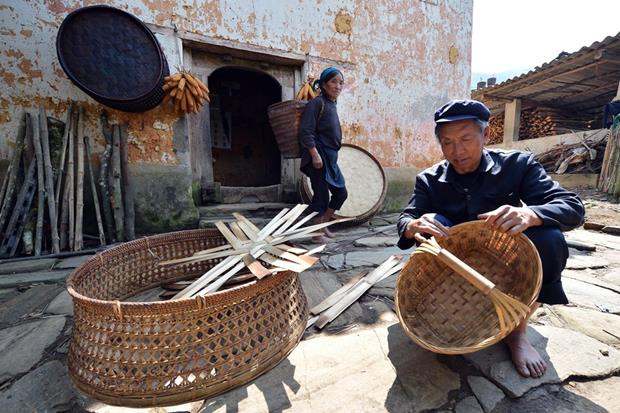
[[397, 149, 585, 250]]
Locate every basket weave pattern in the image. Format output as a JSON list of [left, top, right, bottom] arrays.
[[67, 229, 308, 407], [267, 100, 308, 158], [396, 221, 542, 354]]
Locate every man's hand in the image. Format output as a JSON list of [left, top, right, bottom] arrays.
[[478, 205, 543, 235], [404, 213, 450, 239]]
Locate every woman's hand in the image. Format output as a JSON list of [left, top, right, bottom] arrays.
[[312, 155, 323, 169], [309, 147, 323, 169]]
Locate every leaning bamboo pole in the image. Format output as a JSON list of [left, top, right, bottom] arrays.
[[110, 124, 124, 242], [54, 105, 73, 219], [119, 125, 135, 240], [84, 135, 105, 246], [32, 112, 45, 256], [67, 108, 77, 251], [39, 106, 60, 254], [0, 113, 26, 235], [74, 107, 85, 251], [99, 112, 115, 242]]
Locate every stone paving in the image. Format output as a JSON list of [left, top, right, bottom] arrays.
[[0, 212, 619, 412]]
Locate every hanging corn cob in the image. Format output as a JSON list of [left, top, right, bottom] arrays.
[[295, 79, 318, 101], [162, 70, 210, 114]]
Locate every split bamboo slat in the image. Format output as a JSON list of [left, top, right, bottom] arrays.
[[165, 204, 345, 298], [395, 221, 542, 354], [308, 256, 404, 329]]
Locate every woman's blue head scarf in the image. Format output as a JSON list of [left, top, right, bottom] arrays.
[[313, 67, 344, 91]]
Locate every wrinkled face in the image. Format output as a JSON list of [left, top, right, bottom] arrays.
[[322, 74, 344, 101], [437, 119, 489, 174]]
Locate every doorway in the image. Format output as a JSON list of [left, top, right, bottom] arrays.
[[208, 67, 282, 187]]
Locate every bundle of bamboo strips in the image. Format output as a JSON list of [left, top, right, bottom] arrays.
[[306, 255, 404, 329], [160, 204, 351, 297]]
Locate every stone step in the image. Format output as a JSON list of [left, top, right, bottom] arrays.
[[199, 215, 272, 229]]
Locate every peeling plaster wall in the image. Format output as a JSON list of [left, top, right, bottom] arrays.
[[0, 0, 472, 219]]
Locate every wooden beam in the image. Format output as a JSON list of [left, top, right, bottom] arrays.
[[503, 99, 521, 143]]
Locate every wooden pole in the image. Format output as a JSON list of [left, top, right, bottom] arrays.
[[54, 105, 73, 218], [99, 112, 115, 242], [32, 112, 45, 256], [84, 135, 106, 246], [110, 124, 124, 242], [74, 107, 85, 251], [67, 108, 77, 251], [0, 112, 26, 235], [39, 106, 60, 254], [119, 125, 135, 240]]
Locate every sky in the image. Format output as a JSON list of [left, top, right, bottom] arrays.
[[471, 0, 620, 89]]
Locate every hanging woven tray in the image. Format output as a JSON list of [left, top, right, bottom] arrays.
[[56, 5, 169, 112], [66, 229, 308, 407], [395, 221, 542, 354], [300, 143, 388, 225]]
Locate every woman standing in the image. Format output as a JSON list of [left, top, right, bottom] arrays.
[[299, 67, 348, 242]]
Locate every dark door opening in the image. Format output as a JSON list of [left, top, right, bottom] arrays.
[[208, 67, 282, 187]]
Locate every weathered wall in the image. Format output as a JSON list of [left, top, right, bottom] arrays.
[[0, 0, 473, 225]]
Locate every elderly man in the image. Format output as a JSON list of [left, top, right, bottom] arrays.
[[397, 99, 584, 378]]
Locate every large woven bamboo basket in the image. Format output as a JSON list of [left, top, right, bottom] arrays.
[[66, 229, 308, 407], [267, 99, 308, 158], [395, 221, 542, 354]]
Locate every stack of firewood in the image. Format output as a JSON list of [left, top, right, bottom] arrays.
[[534, 130, 607, 175], [0, 105, 134, 258], [487, 108, 595, 144]]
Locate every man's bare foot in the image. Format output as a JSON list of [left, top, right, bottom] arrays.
[[504, 329, 547, 378]]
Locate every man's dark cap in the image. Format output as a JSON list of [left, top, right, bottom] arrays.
[[434, 99, 491, 124]]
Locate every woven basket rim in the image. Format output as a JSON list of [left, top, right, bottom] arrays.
[[66, 228, 290, 314], [56, 4, 165, 103], [395, 220, 542, 354]]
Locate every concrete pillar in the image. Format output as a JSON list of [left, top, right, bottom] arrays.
[[503, 99, 521, 143]]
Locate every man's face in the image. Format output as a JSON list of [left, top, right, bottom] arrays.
[[437, 119, 488, 174]]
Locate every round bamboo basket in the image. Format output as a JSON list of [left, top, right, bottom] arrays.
[[67, 229, 308, 407], [300, 143, 387, 225], [395, 221, 542, 354]]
